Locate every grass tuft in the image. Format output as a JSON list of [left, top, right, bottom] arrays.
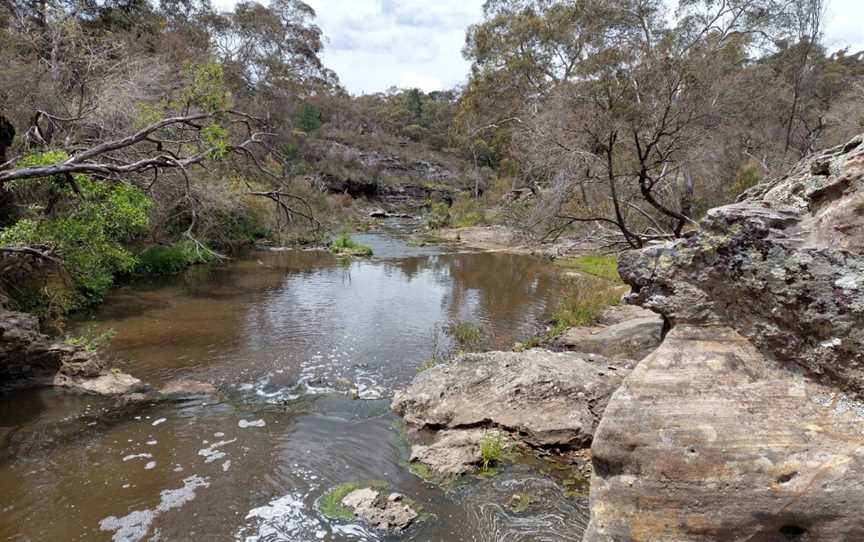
[[555, 254, 622, 283], [329, 234, 373, 257]]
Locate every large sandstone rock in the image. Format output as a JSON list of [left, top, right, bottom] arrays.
[[619, 134, 864, 396], [557, 312, 663, 361], [392, 349, 634, 448], [586, 135, 864, 540], [585, 325, 864, 541]]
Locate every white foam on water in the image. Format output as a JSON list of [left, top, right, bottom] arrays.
[[152, 418, 167, 427], [99, 475, 209, 542], [238, 419, 266, 428], [198, 439, 237, 464], [122, 453, 153, 462], [235, 493, 328, 542], [222, 460, 231, 472], [145, 461, 157, 470]]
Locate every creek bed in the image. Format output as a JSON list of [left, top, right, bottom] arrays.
[[0, 228, 589, 541]]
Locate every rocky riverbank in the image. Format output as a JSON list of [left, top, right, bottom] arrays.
[[584, 133, 864, 541], [394, 134, 864, 540], [391, 304, 664, 482]]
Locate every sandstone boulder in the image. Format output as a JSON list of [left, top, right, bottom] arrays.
[[1, 307, 105, 390], [586, 134, 864, 540], [392, 350, 634, 449], [557, 315, 663, 361], [584, 325, 864, 541]]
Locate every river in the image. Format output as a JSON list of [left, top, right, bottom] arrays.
[[0, 227, 589, 541]]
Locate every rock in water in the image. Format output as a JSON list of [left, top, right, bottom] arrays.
[[586, 135, 864, 540], [340, 488, 418, 531], [392, 350, 634, 449], [160, 379, 217, 397]]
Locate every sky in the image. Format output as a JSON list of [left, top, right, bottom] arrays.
[[213, 0, 864, 95]]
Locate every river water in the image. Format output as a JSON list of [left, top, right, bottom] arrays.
[[0, 227, 589, 541]]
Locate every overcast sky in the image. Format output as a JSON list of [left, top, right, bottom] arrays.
[[214, 0, 864, 95]]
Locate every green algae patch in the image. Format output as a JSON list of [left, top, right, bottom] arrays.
[[319, 480, 387, 520]]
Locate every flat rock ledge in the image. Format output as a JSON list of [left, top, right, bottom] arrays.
[[556, 306, 663, 361], [340, 488, 418, 532], [392, 349, 634, 475]]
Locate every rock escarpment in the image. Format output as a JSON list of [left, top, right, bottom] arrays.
[[585, 134, 864, 541]]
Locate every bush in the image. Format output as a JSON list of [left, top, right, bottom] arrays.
[[449, 195, 492, 228], [0, 152, 151, 312], [423, 201, 450, 229], [480, 433, 504, 471], [136, 240, 216, 275], [329, 234, 372, 256]]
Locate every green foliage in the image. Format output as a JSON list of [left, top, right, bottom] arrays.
[[479, 432, 504, 472], [296, 102, 323, 132], [555, 254, 621, 283], [449, 195, 493, 228], [727, 163, 763, 200], [329, 234, 372, 256], [136, 241, 216, 275], [66, 326, 116, 353], [0, 160, 151, 311], [179, 62, 230, 113], [423, 201, 450, 230], [201, 123, 229, 159]]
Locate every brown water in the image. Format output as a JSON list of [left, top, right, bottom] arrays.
[[0, 228, 589, 541]]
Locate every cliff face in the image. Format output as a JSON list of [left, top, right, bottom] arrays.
[[585, 135, 864, 541]]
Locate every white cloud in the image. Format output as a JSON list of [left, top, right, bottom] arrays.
[[304, 0, 484, 94], [211, 0, 864, 95]]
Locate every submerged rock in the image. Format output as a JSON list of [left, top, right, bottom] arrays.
[[159, 379, 217, 397], [55, 371, 148, 396], [393, 350, 633, 449], [328, 486, 418, 532], [586, 134, 864, 540]]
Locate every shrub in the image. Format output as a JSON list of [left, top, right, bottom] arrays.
[[479, 433, 504, 471], [136, 240, 216, 275], [423, 201, 450, 229], [329, 234, 372, 256], [0, 152, 151, 312]]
